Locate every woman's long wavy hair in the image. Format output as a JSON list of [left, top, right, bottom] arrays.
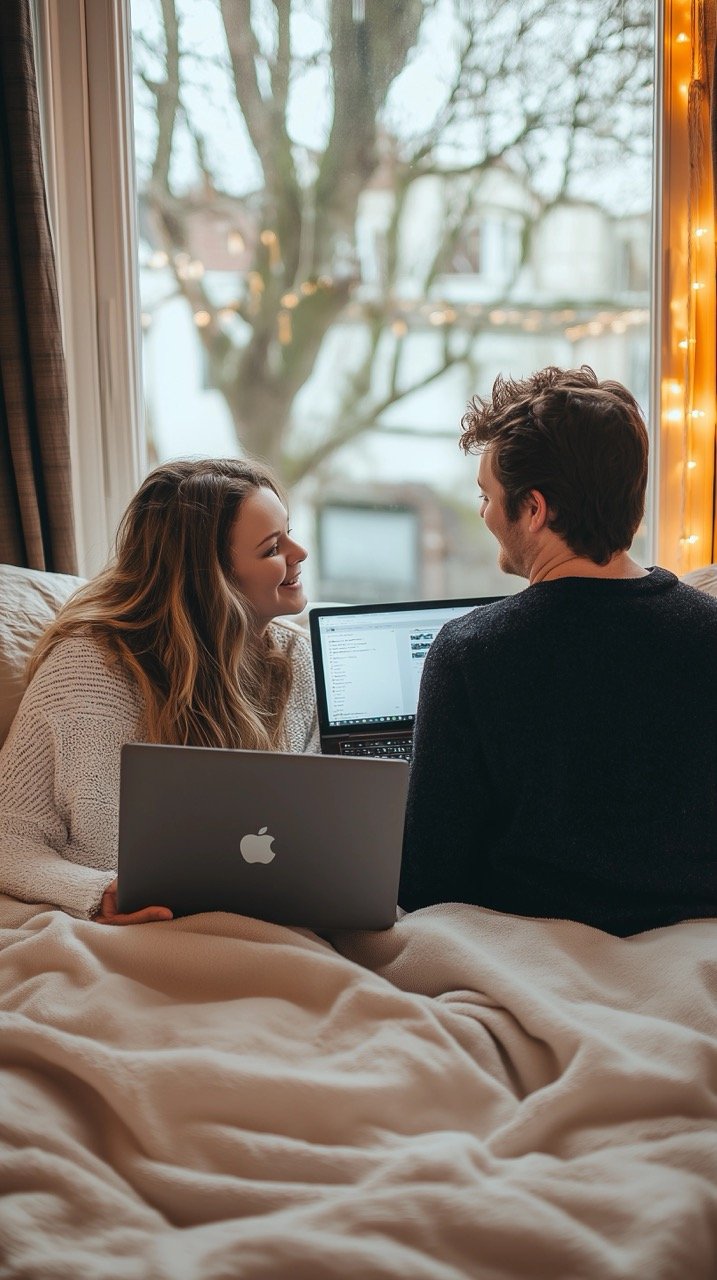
[[29, 459, 298, 750]]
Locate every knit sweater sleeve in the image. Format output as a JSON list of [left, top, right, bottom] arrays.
[[0, 638, 143, 919], [398, 626, 497, 911]]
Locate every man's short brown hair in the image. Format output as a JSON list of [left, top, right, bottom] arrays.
[[461, 365, 649, 565]]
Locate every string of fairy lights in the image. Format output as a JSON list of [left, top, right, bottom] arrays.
[[139, 237, 650, 347], [664, 0, 716, 566]]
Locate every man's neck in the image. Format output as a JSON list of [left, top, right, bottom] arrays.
[[529, 549, 649, 585]]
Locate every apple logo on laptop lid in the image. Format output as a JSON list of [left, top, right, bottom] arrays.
[[239, 826, 276, 864]]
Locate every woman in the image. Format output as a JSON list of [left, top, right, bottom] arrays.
[[0, 459, 317, 924]]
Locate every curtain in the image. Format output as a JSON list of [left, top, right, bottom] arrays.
[[0, 0, 76, 574], [706, 1, 716, 197], [659, 0, 717, 570]]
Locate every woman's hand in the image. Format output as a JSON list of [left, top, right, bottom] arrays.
[[93, 877, 173, 925]]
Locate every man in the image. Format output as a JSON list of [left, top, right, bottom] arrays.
[[398, 364, 717, 934]]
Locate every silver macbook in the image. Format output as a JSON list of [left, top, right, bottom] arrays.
[[117, 743, 409, 929], [309, 597, 502, 760]]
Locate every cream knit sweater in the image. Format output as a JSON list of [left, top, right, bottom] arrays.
[[0, 624, 318, 919]]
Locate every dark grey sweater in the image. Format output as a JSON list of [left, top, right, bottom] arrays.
[[399, 567, 717, 934]]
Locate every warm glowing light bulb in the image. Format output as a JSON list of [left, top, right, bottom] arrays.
[[692, 281, 705, 290], [690, 410, 705, 418], [675, 32, 689, 43], [695, 227, 708, 237], [687, 460, 698, 469], [665, 409, 682, 421]]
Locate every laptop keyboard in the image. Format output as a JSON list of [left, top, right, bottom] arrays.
[[340, 738, 412, 762]]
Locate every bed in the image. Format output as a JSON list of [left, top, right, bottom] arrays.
[[1, 564, 716, 1278]]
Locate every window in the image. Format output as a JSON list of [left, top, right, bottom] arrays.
[[126, 0, 656, 599], [450, 219, 482, 276], [37, 0, 667, 584]]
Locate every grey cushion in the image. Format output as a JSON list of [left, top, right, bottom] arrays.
[[0, 563, 85, 748], [680, 564, 717, 597]]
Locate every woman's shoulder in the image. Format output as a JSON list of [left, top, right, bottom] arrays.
[[269, 618, 311, 656], [33, 633, 117, 675], [25, 635, 141, 716]]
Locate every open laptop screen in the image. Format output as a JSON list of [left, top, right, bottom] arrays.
[[309, 598, 502, 735]]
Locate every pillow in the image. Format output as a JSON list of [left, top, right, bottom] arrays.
[[0, 563, 86, 748], [680, 564, 717, 597]]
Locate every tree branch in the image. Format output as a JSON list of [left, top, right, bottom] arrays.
[[148, 0, 180, 193], [220, 0, 302, 281], [270, 0, 291, 110], [285, 343, 465, 483]]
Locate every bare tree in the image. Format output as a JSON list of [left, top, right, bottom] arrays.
[[134, 0, 653, 481]]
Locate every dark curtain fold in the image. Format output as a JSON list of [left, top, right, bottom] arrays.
[[702, 2, 716, 272], [0, 0, 76, 574]]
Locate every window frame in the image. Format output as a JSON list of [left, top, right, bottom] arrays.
[[33, 0, 145, 576]]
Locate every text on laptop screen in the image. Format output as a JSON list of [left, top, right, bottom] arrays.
[[317, 605, 478, 727]]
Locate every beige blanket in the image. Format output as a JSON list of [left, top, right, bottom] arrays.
[[0, 894, 715, 1279]]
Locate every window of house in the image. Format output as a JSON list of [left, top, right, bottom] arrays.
[[317, 504, 420, 604], [450, 220, 482, 276]]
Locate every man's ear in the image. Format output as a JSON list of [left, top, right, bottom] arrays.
[[526, 489, 549, 532]]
